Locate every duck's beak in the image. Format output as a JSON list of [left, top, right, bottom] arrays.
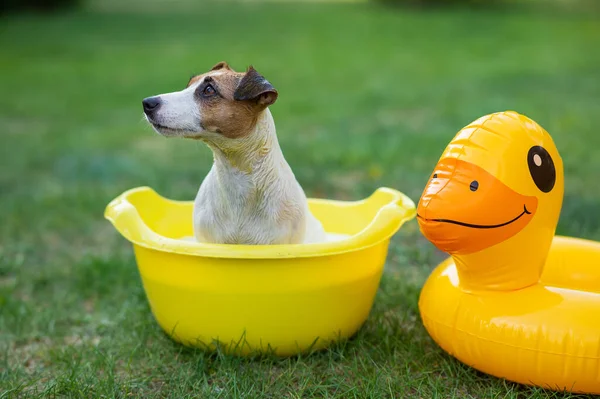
[[417, 158, 538, 255]]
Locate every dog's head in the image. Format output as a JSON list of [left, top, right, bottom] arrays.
[[142, 62, 278, 139]]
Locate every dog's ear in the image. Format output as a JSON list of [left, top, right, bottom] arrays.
[[233, 66, 278, 108], [211, 61, 232, 71]]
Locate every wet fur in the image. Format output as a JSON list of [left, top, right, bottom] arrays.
[[143, 62, 326, 245]]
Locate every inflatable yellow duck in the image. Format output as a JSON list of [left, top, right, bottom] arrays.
[[417, 111, 600, 394]]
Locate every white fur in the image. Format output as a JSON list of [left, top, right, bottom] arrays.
[[145, 77, 326, 245], [193, 109, 326, 244], [145, 79, 204, 136], [152, 84, 200, 132]]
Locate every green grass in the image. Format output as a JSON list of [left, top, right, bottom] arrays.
[[1, 1, 600, 397]]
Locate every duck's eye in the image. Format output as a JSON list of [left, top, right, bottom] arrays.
[[527, 145, 556, 193], [202, 84, 216, 97], [470, 180, 479, 192]]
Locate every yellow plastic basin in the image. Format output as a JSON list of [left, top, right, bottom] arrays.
[[104, 186, 415, 356]]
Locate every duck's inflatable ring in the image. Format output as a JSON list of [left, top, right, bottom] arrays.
[[417, 111, 600, 394]]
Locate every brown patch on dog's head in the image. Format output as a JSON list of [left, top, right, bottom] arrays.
[[211, 61, 232, 71], [190, 64, 278, 138], [187, 61, 235, 88]]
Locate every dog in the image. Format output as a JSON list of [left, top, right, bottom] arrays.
[[142, 61, 326, 245]]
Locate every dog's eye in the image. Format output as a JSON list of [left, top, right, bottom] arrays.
[[202, 84, 216, 97]]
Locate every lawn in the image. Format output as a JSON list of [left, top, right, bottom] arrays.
[[1, 0, 600, 397]]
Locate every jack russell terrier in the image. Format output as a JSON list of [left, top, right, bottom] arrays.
[[142, 61, 326, 245]]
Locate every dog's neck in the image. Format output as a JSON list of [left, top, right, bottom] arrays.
[[205, 108, 289, 182]]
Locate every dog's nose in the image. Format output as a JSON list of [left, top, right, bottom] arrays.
[[142, 97, 161, 114]]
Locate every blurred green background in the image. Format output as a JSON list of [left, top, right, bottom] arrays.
[[1, 0, 600, 397]]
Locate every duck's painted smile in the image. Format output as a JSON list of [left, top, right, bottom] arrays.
[[418, 204, 531, 229], [417, 158, 538, 255]]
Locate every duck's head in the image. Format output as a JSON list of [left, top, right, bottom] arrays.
[[417, 111, 564, 291]]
